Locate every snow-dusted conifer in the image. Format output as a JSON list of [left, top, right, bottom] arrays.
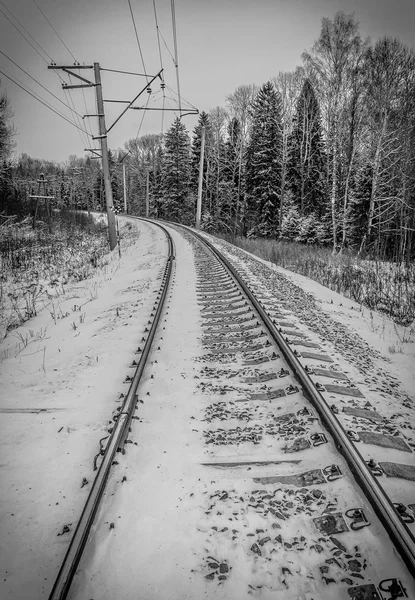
[[287, 79, 326, 217], [190, 112, 212, 192], [245, 81, 283, 236], [160, 118, 191, 223]]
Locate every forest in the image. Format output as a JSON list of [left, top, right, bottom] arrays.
[[1, 12, 415, 264]]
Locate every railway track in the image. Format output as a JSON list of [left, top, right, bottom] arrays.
[[49, 218, 414, 600]]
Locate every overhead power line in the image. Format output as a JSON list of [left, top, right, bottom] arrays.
[[29, 0, 96, 148], [0, 49, 84, 119], [0, 0, 53, 63], [164, 82, 197, 112], [152, 0, 166, 134], [0, 3, 49, 65], [170, 0, 182, 114], [157, 26, 176, 65], [127, 0, 148, 83], [81, 86, 95, 139], [0, 0, 97, 151], [65, 77, 91, 149], [1, 0, 96, 149], [31, 0, 77, 62], [163, 95, 179, 119], [0, 1, 72, 90], [100, 68, 150, 76], [152, 0, 164, 74], [135, 92, 151, 142], [0, 67, 91, 136]]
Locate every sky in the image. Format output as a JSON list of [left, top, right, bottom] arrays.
[[0, 0, 414, 163]]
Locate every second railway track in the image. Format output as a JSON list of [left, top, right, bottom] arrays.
[[50, 218, 415, 600]]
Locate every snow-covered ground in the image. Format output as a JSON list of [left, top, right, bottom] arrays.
[[0, 218, 414, 599], [201, 233, 415, 400], [0, 218, 168, 599], [199, 231, 415, 523]]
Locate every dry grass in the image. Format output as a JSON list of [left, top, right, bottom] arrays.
[[217, 234, 415, 325], [0, 211, 109, 337]]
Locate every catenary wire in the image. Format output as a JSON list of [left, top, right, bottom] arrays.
[[0, 6, 93, 151], [66, 74, 91, 149], [164, 83, 197, 111], [29, 0, 96, 144], [127, 0, 148, 83], [0, 0, 92, 142], [31, 0, 77, 62], [100, 68, 149, 76], [170, 0, 181, 114], [135, 92, 151, 142], [81, 84, 95, 139], [152, 0, 164, 74], [0, 4, 50, 65], [0, 0, 54, 63], [152, 0, 166, 136], [0, 67, 91, 135], [64, 88, 90, 149], [157, 27, 176, 65], [161, 90, 165, 135], [0, 49, 84, 118], [163, 95, 178, 119]]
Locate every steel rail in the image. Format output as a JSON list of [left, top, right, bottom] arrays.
[[172, 222, 415, 578], [48, 221, 175, 600]]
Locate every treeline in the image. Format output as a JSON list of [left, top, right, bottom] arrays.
[[0, 151, 124, 220], [133, 12, 415, 262], [1, 12, 415, 262]]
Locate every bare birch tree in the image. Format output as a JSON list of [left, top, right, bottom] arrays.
[[303, 12, 362, 252]]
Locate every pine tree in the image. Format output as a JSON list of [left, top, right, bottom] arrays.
[[245, 82, 283, 236], [348, 162, 372, 253], [0, 160, 16, 215], [224, 117, 241, 188], [0, 86, 14, 164], [151, 146, 164, 218], [190, 112, 213, 220], [280, 193, 301, 241], [190, 112, 211, 190], [287, 79, 326, 217], [108, 150, 121, 209], [160, 118, 191, 223], [214, 117, 241, 231]]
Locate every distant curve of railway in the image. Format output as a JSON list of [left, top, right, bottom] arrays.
[[49, 217, 415, 600]]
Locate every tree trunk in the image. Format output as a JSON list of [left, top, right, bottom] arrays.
[[234, 140, 244, 236], [367, 113, 388, 240], [339, 146, 355, 253], [331, 132, 338, 254], [279, 162, 285, 233]]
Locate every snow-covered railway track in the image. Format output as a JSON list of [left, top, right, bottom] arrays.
[[49, 218, 414, 600], [48, 221, 176, 600], [175, 224, 415, 599]]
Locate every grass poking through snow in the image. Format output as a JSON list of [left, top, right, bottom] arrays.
[[0, 211, 109, 338], [216, 234, 415, 326]]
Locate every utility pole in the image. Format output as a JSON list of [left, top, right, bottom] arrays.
[[29, 173, 54, 233], [123, 163, 127, 213], [94, 63, 117, 250], [145, 170, 150, 218], [48, 62, 118, 250], [196, 126, 206, 229], [48, 63, 167, 244]]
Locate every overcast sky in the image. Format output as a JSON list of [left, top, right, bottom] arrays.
[[1, 0, 414, 163]]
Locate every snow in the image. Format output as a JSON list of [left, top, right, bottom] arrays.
[[0, 218, 167, 599], [198, 230, 415, 532], [1, 218, 414, 599]]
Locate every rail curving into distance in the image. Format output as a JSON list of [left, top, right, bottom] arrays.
[[48, 215, 415, 600], [174, 221, 415, 578], [48, 220, 175, 600]]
